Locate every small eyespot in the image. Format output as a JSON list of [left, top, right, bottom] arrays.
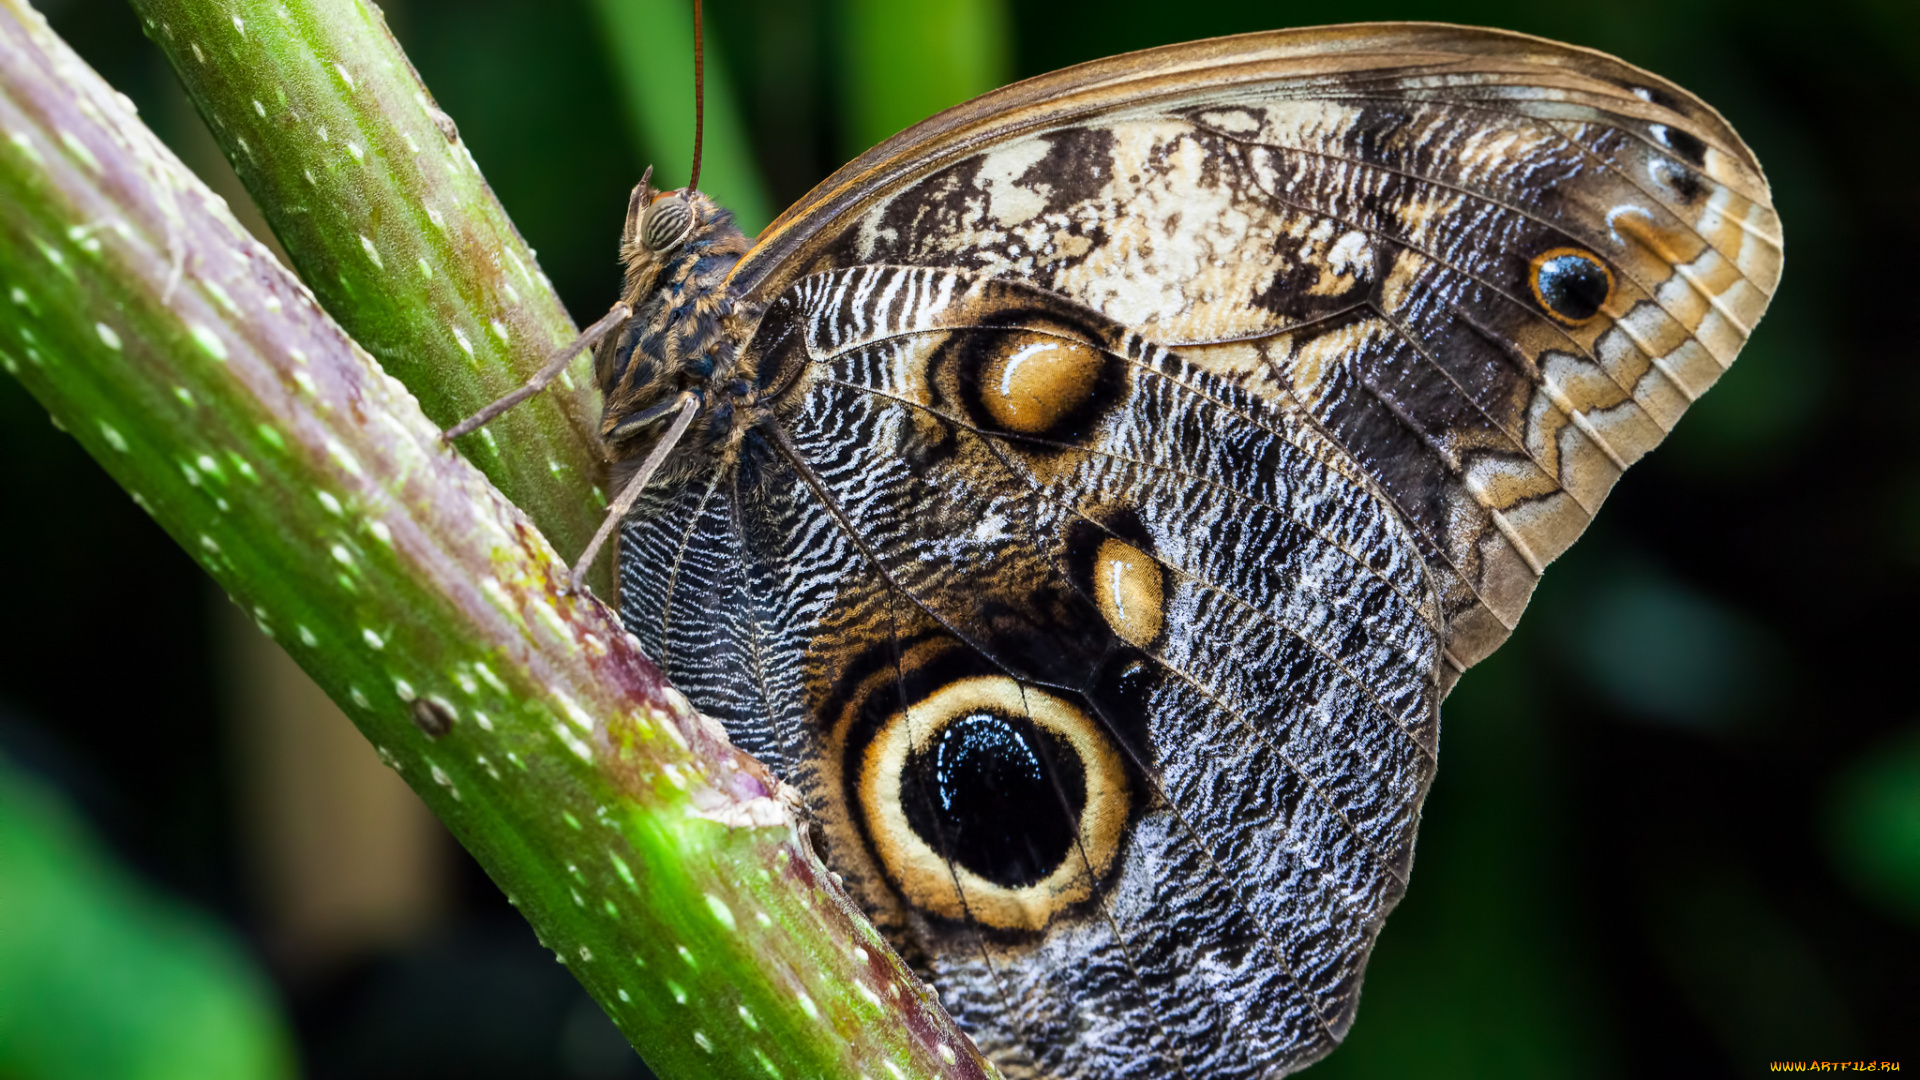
[[640, 195, 694, 253], [1649, 156, 1708, 202], [1528, 247, 1614, 325], [1628, 83, 1681, 110], [1649, 122, 1708, 166]]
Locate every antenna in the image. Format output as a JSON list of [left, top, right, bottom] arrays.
[[688, 0, 705, 193]]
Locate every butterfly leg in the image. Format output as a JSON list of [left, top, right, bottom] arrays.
[[603, 390, 703, 443], [441, 301, 633, 441], [565, 390, 700, 595]]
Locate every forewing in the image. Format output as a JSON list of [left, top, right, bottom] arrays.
[[729, 22, 1780, 679]]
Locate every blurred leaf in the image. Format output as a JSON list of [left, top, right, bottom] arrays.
[[1828, 726, 1920, 924], [1847, 0, 1920, 83], [0, 756, 296, 1080], [1667, 296, 1827, 475], [587, 0, 774, 234], [1651, 869, 1860, 1060], [1312, 645, 1613, 1079], [840, 0, 1010, 156], [1555, 557, 1777, 731]]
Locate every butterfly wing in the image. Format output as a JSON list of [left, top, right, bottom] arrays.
[[619, 21, 1779, 1079], [729, 20, 1780, 679], [625, 268, 1441, 1078]]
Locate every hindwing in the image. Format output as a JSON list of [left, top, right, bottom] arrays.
[[625, 267, 1440, 1078]]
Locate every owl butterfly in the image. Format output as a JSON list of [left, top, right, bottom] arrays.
[[467, 21, 1779, 1079]]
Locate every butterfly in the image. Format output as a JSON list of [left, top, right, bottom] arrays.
[[455, 20, 1778, 1079]]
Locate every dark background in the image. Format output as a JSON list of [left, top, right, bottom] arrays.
[[2, 0, 1917, 1076]]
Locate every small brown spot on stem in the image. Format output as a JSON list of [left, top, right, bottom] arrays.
[[411, 697, 455, 738]]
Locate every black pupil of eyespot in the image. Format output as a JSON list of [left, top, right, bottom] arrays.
[[1535, 253, 1609, 321], [901, 711, 1087, 889]]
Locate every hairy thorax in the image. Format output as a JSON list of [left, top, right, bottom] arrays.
[[592, 188, 769, 489]]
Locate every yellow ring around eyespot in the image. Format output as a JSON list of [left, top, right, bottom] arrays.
[[1527, 246, 1615, 327], [857, 676, 1131, 933]]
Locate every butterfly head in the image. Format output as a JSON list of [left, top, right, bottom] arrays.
[[613, 168, 733, 282], [593, 171, 759, 468]]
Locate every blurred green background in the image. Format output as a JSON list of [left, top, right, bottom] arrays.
[[3, 0, 1918, 1076]]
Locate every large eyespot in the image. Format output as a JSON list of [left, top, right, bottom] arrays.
[[639, 194, 694, 253], [857, 677, 1130, 932], [1528, 247, 1614, 325], [943, 328, 1126, 443], [979, 333, 1106, 434]]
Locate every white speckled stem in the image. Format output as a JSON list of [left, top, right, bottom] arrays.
[[0, 4, 995, 1078], [127, 0, 615, 594]]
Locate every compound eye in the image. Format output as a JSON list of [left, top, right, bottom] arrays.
[[1529, 247, 1614, 325], [640, 194, 694, 253]]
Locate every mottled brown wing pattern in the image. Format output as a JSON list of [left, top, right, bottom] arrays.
[[729, 23, 1780, 680], [622, 265, 1442, 1077]]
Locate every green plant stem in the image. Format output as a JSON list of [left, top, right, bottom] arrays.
[[125, 0, 612, 592], [0, 4, 994, 1077]]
